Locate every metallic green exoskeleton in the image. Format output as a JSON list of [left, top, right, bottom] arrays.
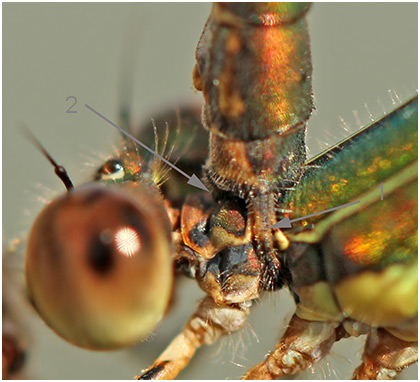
[[140, 4, 418, 379], [284, 97, 418, 341], [23, 2, 417, 380]]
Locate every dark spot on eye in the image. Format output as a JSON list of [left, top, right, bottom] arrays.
[[88, 234, 114, 275]]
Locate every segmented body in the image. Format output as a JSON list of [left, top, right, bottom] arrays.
[[193, 3, 312, 288]]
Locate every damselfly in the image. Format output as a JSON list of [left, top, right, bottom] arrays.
[[3, 3, 417, 380]]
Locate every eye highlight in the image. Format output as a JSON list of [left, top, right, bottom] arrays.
[[114, 226, 141, 257], [97, 159, 125, 181]]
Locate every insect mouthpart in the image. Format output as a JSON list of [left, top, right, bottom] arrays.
[[25, 181, 173, 350]]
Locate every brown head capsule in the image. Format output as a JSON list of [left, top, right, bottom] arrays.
[[26, 181, 173, 350]]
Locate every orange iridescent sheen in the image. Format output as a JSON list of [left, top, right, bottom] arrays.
[[120, 150, 142, 176], [195, 2, 312, 141], [339, 184, 417, 266], [285, 98, 417, 270]]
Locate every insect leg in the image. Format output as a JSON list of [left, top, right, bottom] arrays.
[[352, 328, 418, 380], [136, 296, 251, 380], [242, 314, 340, 379], [3, 244, 28, 379]]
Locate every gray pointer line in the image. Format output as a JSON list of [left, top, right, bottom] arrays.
[[271, 200, 361, 229], [84, 103, 208, 192]]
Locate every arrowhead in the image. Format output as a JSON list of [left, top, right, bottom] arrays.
[[187, 174, 209, 192], [270, 217, 292, 229]]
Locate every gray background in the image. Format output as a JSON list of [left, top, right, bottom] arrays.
[[3, 3, 418, 380]]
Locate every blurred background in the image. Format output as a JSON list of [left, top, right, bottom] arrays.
[[3, 3, 418, 379]]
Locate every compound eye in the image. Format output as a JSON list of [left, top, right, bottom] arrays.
[[26, 184, 173, 350], [97, 159, 125, 181]]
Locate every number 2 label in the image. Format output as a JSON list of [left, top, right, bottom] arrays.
[[66, 96, 77, 113]]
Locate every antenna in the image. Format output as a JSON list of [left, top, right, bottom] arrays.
[[22, 127, 74, 191]]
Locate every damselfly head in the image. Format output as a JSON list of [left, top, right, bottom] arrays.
[[25, 135, 174, 350]]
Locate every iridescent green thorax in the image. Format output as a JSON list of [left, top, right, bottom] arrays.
[[282, 99, 417, 334], [285, 97, 418, 271], [284, 97, 418, 229]]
